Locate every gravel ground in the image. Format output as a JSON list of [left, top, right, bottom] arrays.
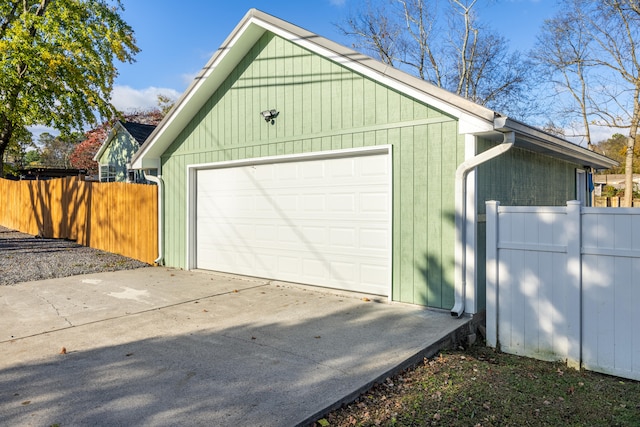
[[0, 226, 149, 286]]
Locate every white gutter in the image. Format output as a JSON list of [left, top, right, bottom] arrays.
[[143, 171, 164, 265], [451, 131, 515, 318]]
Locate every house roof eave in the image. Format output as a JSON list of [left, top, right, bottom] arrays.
[[494, 116, 619, 170]]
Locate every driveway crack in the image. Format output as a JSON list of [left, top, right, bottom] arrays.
[[35, 294, 73, 327]]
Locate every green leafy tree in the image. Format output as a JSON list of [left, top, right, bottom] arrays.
[[0, 0, 139, 177], [38, 131, 82, 168], [24, 149, 41, 165], [156, 94, 175, 117], [594, 133, 640, 175]]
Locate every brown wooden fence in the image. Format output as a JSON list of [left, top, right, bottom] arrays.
[[0, 177, 158, 264], [594, 196, 640, 207]]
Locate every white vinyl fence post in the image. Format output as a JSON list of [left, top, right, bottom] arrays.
[[486, 200, 500, 348], [566, 200, 582, 369]]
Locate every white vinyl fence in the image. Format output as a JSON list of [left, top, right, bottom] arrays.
[[486, 201, 640, 381]]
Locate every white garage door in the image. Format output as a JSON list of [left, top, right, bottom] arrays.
[[194, 152, 391, 296]]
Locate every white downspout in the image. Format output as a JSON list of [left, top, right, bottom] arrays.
[[451, 131, 515, 317], [143, 171, 164, 265]]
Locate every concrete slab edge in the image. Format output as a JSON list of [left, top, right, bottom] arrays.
[[298, 316, 479, 427]]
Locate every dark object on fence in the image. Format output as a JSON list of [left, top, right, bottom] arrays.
[[18, 168, 87, 180]]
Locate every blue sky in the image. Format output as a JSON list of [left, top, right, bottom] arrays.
[[111, 0, 560, 112]]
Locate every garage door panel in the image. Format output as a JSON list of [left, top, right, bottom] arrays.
[[199, 243, 391, 291], [275, 194, 298, 210], [330, 228, 356, 247], [276, 162, 298, 179], [195, 153, 390, 296], [361, 264, 389, 286], [255, 164, 276, 181], [327, 193, 356, 212], [253, 253, 277, 274], [360, 154, 388, 175], [302, 195, 325, 211], [361, 192, 389, 212], [300, 226, 327, 245], [330, 261, 357, 282], [199, 219, 388, 253], [201, 247, 255, 273], [360, 228, 389, 250], [302, 258, 327, 279], [255, 224, 277, 242], [301, 162, 325, 179], [277, 226, 299, 243], [278, 256, 301, 274], [329, 158, 355, 177]]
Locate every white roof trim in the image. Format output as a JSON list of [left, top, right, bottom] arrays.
[[495, 116, 618, 169]]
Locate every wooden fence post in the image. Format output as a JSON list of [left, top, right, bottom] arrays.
[[485, 200, 500, 348], [566, 201, 582, 369]]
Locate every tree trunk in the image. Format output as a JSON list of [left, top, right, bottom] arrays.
[[624, 87, 640, 207], [624, 137, 635, 207], [0, 115, 14, 179], [0, 144, 6, 178]]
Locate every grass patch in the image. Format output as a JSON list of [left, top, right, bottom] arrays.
[[317, 345, 640, 426]]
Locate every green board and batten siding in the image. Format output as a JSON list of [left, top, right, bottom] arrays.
[[476, 138, 579, 212], [160, 33, 464, 308], [474, 137, 582, 310]]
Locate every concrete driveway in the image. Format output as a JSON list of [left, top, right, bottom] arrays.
[[0, 268, 471, 426]]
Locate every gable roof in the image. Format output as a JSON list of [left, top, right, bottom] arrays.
[[94, 121, 156, 162], [131, 8, 617, 171], [121, 121, 156, 145]]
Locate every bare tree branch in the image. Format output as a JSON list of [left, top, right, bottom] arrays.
[[337, 0, 534, 118]]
